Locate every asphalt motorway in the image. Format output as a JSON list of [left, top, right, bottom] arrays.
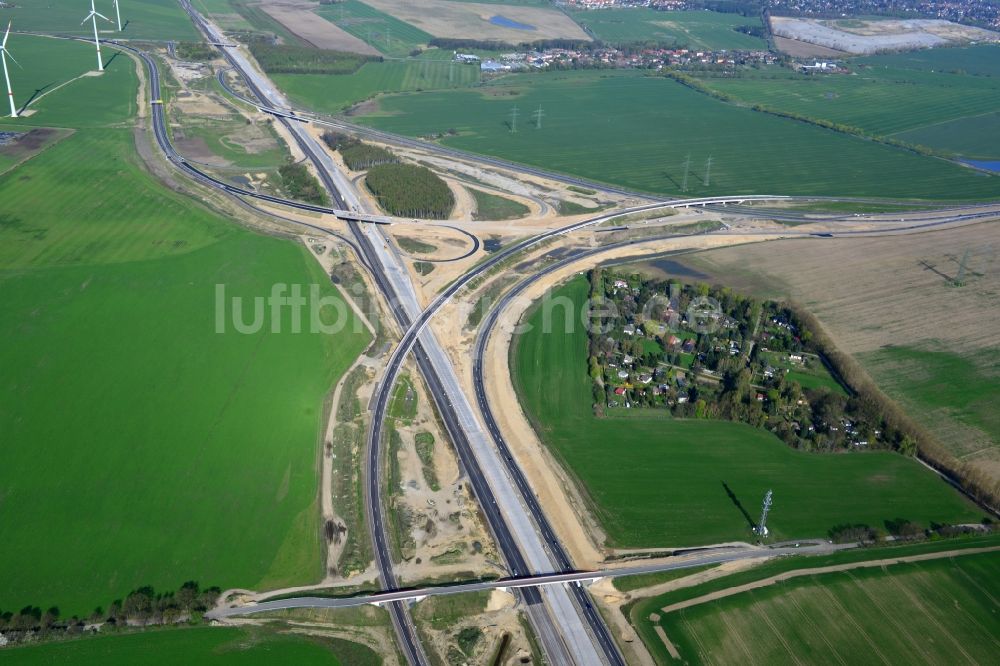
[[173, 5, 630, 663], [113, 25, 999, 664]]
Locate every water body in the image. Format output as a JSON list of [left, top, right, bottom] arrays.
[[489, 15, 536, 31], [960, 159, 1000, 173]]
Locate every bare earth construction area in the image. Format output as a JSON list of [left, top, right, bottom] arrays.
[[771, 16, 1000, 55]]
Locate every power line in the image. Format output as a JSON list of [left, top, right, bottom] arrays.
[[533, 105, 544, 129], [682, 153, 691, 192]]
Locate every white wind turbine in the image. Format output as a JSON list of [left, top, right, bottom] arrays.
[[81, 0, 112, 72], [1, 21, 18, 119], [113, 0, 122, 31]]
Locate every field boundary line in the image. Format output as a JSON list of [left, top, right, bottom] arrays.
[[887, 108, 1000, 137], [658, 545, 1000, 615]]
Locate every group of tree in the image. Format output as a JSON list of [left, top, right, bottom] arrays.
[[247, 39, 378, 75], [686, 0, 762, 17], [174, 42, 217, 61], [321, 132, 398, 170], [365, 163, 454, 219], [278, 161, 327, 205], [0, 582, 220, 646], [591, 267, 1000, 511], [586, 270, 945, 461]]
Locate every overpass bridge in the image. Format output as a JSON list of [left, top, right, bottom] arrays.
[[207, 542, 843, 620]]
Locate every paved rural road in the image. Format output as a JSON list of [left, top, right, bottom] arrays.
[[208, 540, 854, 618], [99, 21, 1000, 664]]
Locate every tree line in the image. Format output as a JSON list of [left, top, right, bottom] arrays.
[[828, 520, 992, 544], [791, 304, 1000, 513], [247, 39, 379, 75], [429, 37, 593, 52], [663, 69, 940, 158], [321, 132, 398, 170], [0, 582, 220, 647], [366, 164, 454, 219]]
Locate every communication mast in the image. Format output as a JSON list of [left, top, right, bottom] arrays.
[[756, 490, 773, 538], [954, 248, 971, 286]]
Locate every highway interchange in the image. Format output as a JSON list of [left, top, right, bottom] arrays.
[[93, 16, 1000, 664]]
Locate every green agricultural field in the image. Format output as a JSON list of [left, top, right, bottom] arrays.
[[273, 59, 480, 114], [511, 277, 983, 547], [702, 63, 1000, 157], [0, 36, 136, 127], [0, 36, 369, 617], [858, 43, 1000, 78], [2, 0, 199, 41], [636, 550, 1000, 665], [859, 345, 1000, 458], [895, 112, 1000, 160], [568, 8, 766, 50], [470, 187, 530, 220], [314, 0, 433, 58], [0, 626, 376, 665], [358, 70, 998, 200]]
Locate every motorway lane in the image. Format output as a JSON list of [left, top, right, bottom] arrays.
[[122, 23, 999, 661], [177, 6, 612, 662], [172, 4, 431, 663]]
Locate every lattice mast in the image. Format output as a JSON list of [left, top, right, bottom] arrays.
[[756, 490, 773, 537]]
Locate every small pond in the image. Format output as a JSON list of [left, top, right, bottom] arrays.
[[489, 15, 536, 31]]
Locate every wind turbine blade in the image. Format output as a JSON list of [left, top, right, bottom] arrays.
[[81, 12, 95, 25], [95, 11, 112, 22], [3, 21, 11, 50], [5, 49, 21, 69]]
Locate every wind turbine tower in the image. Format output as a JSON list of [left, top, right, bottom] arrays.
[[681, 153, 691, 192], [82, 0, 112, 72], [1, 21, 18, 119]]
